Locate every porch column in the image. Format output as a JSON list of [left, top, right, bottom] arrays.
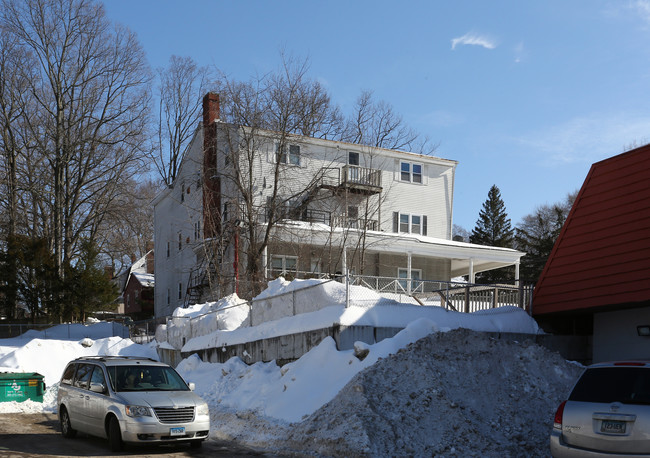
[[515, 260, 520, 286], [407, 251, 412, 295], [469, 258, 475, 283]]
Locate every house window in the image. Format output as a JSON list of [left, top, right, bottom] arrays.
[[178, 282, 182, 300], [270, 255, 298, 278], [398, 268, 423, 291], [400, 161, 422, 184], [194, 221, 200, 240], [277, 144, 300, 165], [349, 152, 359, 166], [310, 258, 321, 274], [348, 206, 359, 228], [394, 212, 427, 236]]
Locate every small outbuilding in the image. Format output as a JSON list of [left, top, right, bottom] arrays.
[[123, 250, 155, 321], [533, 145, 650, 362]]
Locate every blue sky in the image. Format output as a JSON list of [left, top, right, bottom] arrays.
[[104, 0, 650, 231]]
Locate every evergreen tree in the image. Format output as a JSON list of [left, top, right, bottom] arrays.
[[62, 240, 118, 322], [470, 185, 514, 284]]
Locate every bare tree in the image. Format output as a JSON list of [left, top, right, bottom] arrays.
[[98, 179, 159, 275], [154, 55, 212, 186], [2, 0, 151, 278], [210, 56, 347, 294], [345, 90, 437, 154]]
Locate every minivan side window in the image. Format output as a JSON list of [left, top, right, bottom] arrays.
[[90, 366, 107, 389], [73, 364, 94, 390], [61, 364, 76, 385]]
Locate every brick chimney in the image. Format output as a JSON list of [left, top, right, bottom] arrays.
[[202, 93, 221, 239], [202, 92, 220, 125]]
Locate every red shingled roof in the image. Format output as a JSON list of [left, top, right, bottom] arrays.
[[533, 145, 650, 316]]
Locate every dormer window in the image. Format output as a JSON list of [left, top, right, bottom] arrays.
[[277, 144, 300, 166], [400, 161, 422, 184]]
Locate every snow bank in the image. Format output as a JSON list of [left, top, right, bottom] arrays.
[[162, 294, 249, 349], [0, 336, 158, 400]]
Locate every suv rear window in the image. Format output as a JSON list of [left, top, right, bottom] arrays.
[[570, 367, 650, 404]]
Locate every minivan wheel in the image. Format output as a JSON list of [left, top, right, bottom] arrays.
[[59, 407, 77, 438], [107, 416, 124, 452]]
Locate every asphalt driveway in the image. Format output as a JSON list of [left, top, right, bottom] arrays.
[[0, 413, 274, 457]]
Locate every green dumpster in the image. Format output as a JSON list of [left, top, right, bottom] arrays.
[[0, 372, 46, 403]]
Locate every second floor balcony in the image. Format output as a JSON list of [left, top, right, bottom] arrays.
[[321, 165, 382, 195]]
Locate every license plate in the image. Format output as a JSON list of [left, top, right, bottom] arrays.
[[601, 420, 626, 434], [170, 427, 185, 436]]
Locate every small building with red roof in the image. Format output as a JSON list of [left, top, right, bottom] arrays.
[[533, 145, 650, 362]]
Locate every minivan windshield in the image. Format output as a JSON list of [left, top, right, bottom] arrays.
[[570, 367, 650, 404], [107, 365, 189, 392]]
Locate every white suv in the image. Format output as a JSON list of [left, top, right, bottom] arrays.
[[57, 356, 210, 451], [551, 361, 650, 456]]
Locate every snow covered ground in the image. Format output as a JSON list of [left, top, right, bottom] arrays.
[[0, 279, 584, 456]]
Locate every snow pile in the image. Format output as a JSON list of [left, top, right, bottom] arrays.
[[186, 328, 582, 456]]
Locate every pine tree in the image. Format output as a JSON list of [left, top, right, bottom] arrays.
[[470, 185, 514, 283]]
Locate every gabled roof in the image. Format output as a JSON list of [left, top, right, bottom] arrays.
[[533, 145, 650, 316]]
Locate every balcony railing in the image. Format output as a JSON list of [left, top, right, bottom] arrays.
[[341, 165, 382, 194], [350, 275, 533, 313], [268, 206, 378, 231], [320, 166, 382, 195], [330, 215, 379, 231]]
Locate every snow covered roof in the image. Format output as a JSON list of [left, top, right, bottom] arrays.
[[132, 271, 154, 288]]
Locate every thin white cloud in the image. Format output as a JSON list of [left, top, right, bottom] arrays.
[[451, 32, 497, 51], [513, 41, 526, 63], [513, 112, 650, 166], [632, 0, 650, 24], [420, 110, 465, 128]]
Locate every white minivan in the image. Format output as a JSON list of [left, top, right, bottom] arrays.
[[57, 355, 210, 451]]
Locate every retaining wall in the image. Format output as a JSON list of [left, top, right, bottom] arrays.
[[172, 326, 591, 367]]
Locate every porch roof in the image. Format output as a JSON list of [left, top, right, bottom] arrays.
[[270, 221, 525, 278]]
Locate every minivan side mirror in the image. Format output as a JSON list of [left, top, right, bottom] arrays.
[[188, 382, 195, 391], [89, 382, 106, 394]]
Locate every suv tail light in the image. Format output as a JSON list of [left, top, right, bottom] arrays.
[[553, 400, 567, 430]]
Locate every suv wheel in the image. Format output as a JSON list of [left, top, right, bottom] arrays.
[[108, 416, 124, 451], [59, 407, 77, 438]]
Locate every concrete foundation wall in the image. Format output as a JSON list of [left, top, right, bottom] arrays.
[[180, 325, 591, 367]]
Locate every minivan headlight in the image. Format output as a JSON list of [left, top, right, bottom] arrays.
[[196, 403, 209, 416], [125, 405, 152, 417]]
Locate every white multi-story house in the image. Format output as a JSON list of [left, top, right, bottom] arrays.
[[153, 93, 524, 318]]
